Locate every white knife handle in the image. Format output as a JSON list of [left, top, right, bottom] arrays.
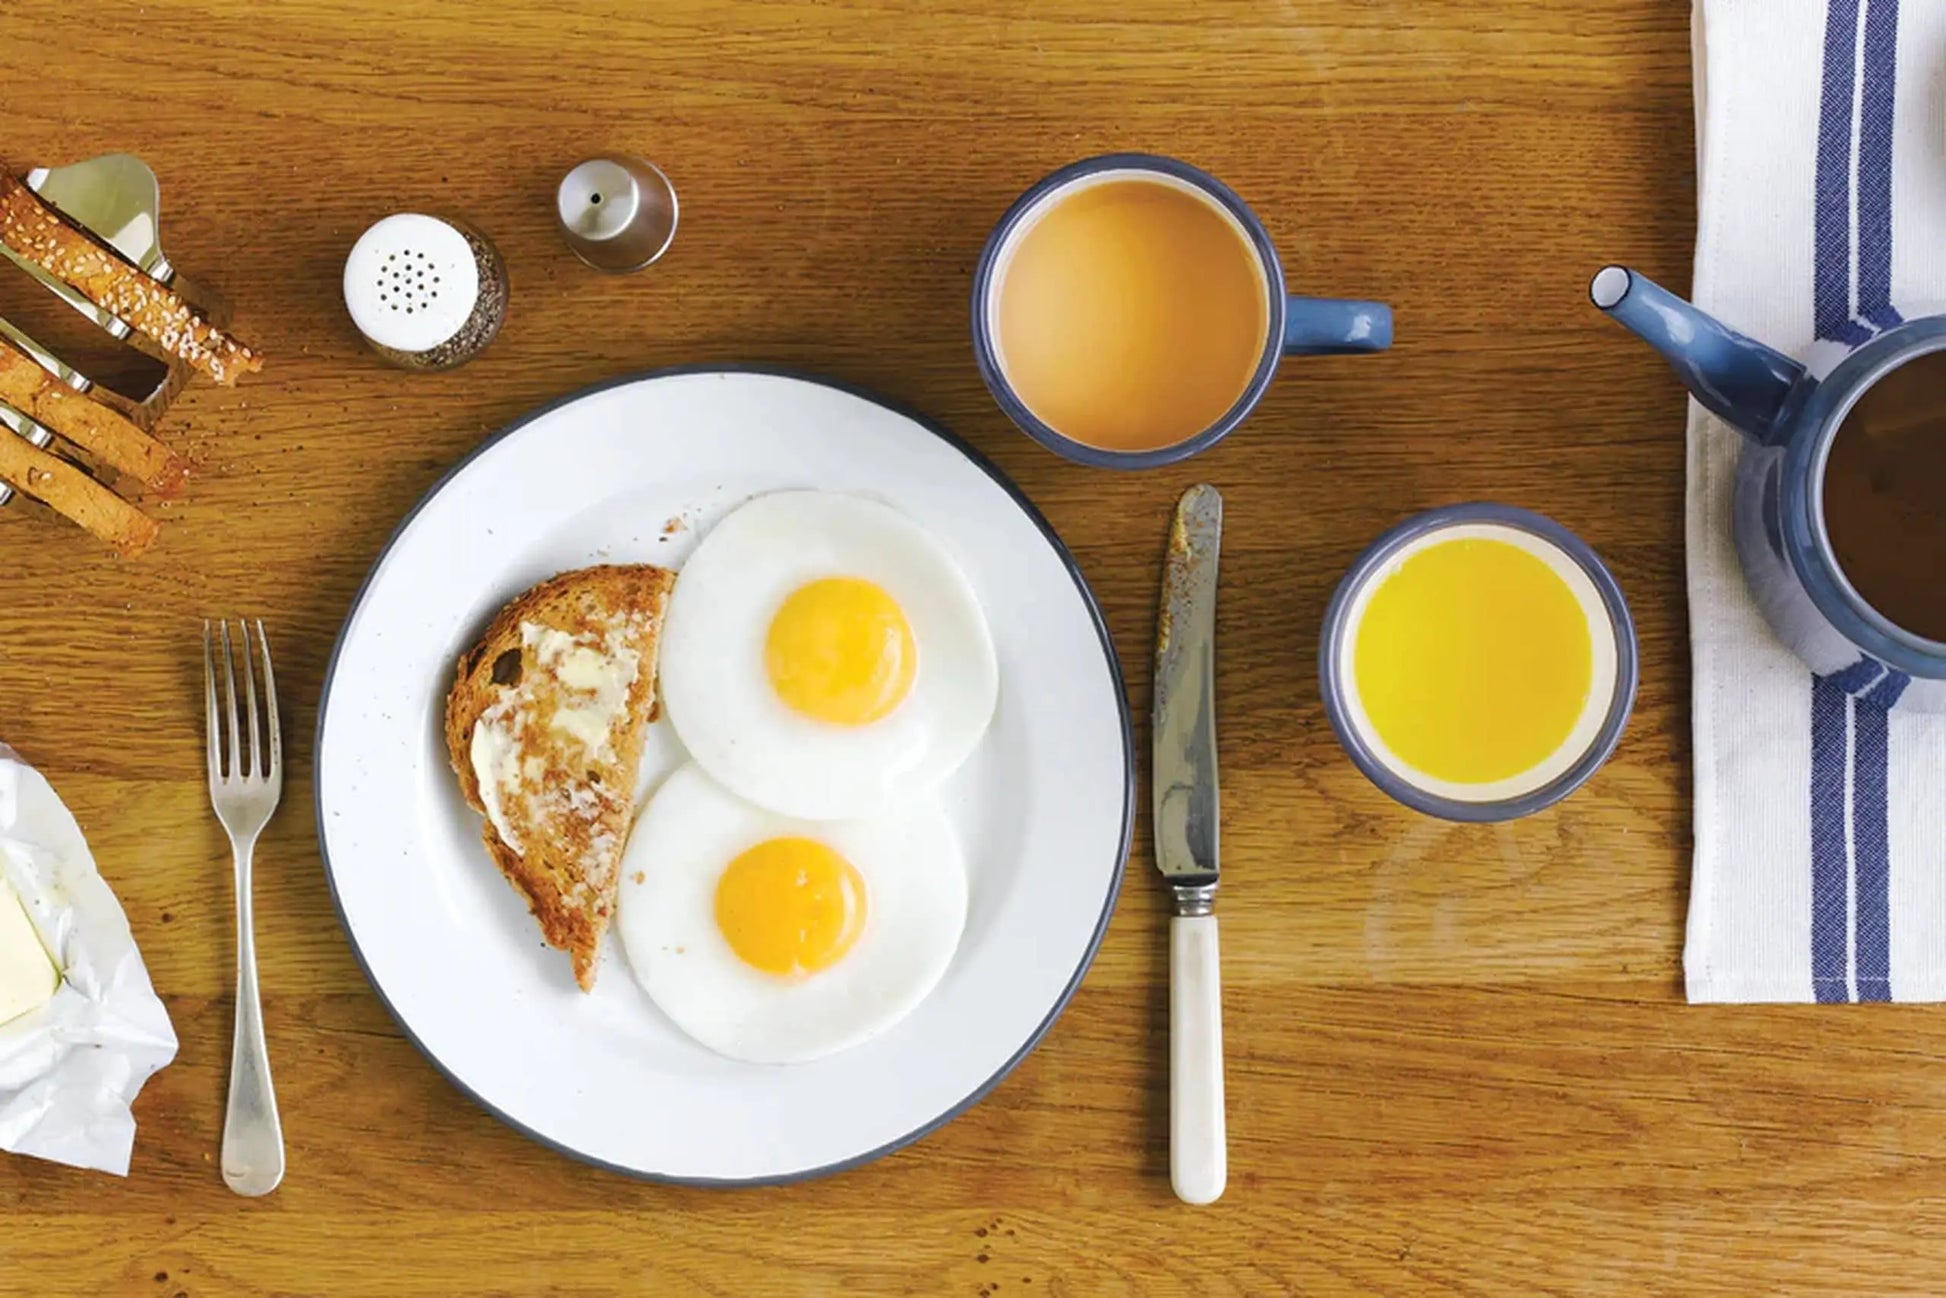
[[1170, 912, 1226, 1205]]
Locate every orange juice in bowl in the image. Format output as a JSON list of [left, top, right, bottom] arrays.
[[1319, 504, 1638, 820]]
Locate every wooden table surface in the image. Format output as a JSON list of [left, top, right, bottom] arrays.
[[3, 1, 1942, 1294]]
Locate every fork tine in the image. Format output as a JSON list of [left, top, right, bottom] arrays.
[[238, 620, 261, 780], [256, 620, 281, 778], [203, 620, 221, 781], [219, 620, 241, 783]]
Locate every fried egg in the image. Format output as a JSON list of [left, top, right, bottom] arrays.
[[657, 490, 999, 820], [616, 762, 968, 1064]]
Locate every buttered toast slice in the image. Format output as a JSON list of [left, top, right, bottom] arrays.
[[444, 564, 676, 990]]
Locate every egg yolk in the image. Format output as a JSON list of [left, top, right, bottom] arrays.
[[714, 837, 868, 977], [764, 576, 917, 726]]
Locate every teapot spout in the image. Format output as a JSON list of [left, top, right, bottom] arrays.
[[1590, 266, 1805, 444]]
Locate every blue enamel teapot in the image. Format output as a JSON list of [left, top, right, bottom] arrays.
[[1592, 265, 1946, 712]]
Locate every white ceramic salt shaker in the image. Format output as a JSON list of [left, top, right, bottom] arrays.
[[343, 213, 507, 370]]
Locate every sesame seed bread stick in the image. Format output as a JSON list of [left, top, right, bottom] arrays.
[[0, 170, 261, 386]]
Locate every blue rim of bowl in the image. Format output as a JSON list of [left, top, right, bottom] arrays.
[[1317, 502, 1639, 823], [312, 364, 1135, 1187], [969, 152, 1286, 470]]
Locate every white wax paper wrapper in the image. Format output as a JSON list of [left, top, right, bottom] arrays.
[[0, 744, 176, 1174]]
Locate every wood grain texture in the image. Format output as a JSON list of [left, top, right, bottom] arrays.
[[4, 1, 1938, 1295]]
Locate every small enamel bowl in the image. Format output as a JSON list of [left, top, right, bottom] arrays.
[[1318, 503, 1639, 822]]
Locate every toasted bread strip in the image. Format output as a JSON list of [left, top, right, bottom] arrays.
[[0, 171, 262, 386], [0, 427, 158, 555], [0, 339, 187, 493]]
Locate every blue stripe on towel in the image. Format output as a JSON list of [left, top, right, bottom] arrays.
[[1807, 0, 1905, 1002], [1810, 673, 1855, 1001], [1813, 0, 1861, 341], [1858, 0, 1901, 331], [1832, 317, 1877, 345], [1867, 303, 1908, 332], [1827, 658, 1884, 695], [1853, 698, 1893, 1000], [1863, 667, 1910, 710], [1848, 0, 1903, 1002], [1812, 660, 1884, 1001]]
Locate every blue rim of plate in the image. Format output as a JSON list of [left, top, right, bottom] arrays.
[[313, 365, 1135, 1187]]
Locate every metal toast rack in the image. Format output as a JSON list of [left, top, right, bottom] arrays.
[[0, 152, 213, 506]]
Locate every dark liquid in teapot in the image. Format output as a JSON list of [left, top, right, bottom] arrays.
[[1823, 348, 1946, 644]]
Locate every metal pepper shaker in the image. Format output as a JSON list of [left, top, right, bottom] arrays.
[[555, 155, 678, 273]]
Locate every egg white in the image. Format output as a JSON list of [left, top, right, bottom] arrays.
[[616, 762, 969, 1065], [657, 490, 999, 821]]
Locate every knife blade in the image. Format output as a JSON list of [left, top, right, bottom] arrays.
[[1154, 482, 1221, 895], [1152, 482, 1225, 1206]]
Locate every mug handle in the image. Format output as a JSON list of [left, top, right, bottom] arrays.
[[1283, 296, 1394, 355]]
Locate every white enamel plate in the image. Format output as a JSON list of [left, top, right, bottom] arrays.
[[315, 369, 1132, 1184]]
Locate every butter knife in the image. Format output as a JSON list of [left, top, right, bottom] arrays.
[[1153, 482, 1225, 1205]]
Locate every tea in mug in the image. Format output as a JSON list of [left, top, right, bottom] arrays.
[[992, 177, 1268, 453], [1340, 526, 1619, 801], [1822, 348, 1946, 644]]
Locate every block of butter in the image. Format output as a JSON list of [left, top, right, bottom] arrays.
[[0, 742, 174, 1175], [0, 876, 58, 1027]]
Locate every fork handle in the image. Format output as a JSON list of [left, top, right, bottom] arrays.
[[222, 835, 284, 1197]]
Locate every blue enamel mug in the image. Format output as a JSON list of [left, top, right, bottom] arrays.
[[972, 154, 1393, 469], [1593, 266, 1946, 711]]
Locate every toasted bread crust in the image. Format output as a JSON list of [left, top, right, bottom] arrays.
[[0, 170, 262, 386], [0, 425, 159, 555], [0, 338, 187, 493], [444, 565, 674, 990]]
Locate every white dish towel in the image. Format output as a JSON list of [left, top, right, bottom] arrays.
[[1686, 0, 1946, 1001]]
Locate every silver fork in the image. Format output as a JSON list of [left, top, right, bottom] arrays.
[[204, 619, 286, 1198]]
